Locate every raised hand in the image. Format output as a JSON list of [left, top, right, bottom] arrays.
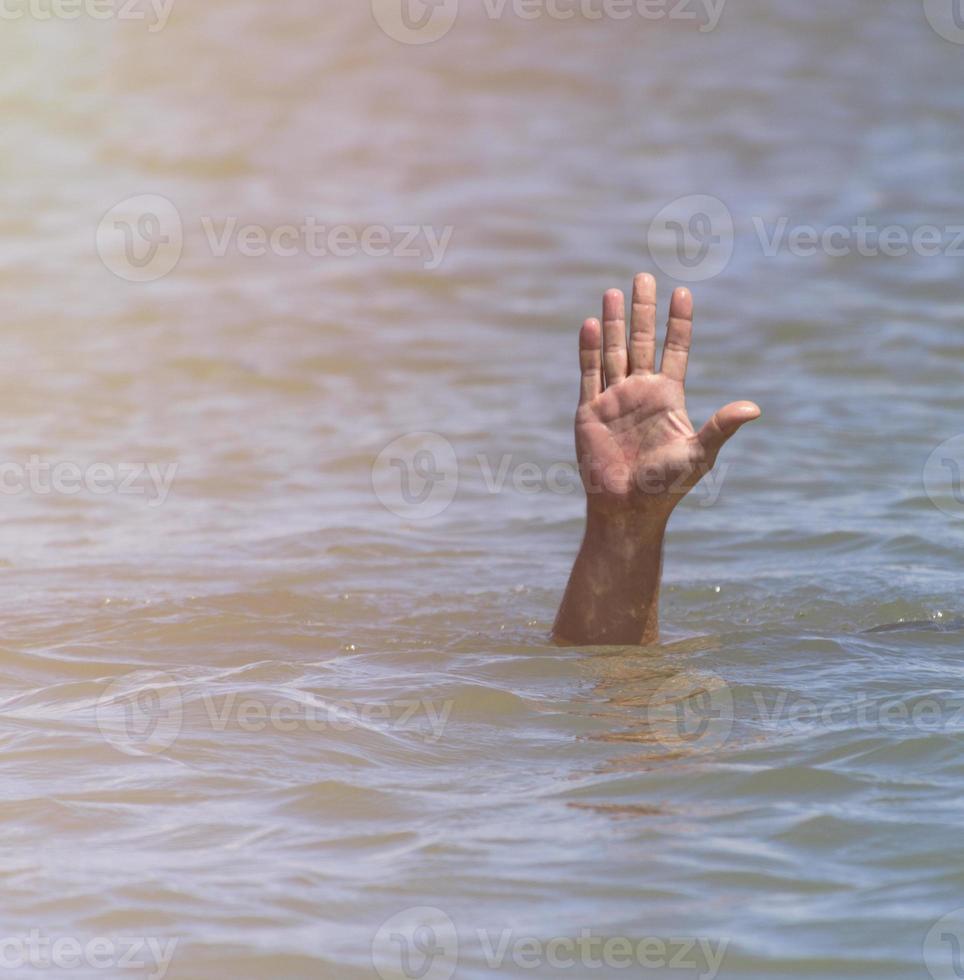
[[576, 274, 760, 516], [553, 273, 760, 646]]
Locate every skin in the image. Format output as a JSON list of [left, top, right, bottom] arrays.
[[552, 273, 761, 647]]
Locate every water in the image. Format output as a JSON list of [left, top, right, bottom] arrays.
[[1, 1, 964, 977]]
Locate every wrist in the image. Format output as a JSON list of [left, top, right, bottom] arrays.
[[584, 501, 668, 558]]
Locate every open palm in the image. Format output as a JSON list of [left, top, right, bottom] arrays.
[[575, 274, 760, 515]]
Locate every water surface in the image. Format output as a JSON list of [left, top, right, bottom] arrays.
[[1, 1, 964, 977]]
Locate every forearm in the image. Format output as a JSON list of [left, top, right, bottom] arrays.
[[552, 506, 668, 646]]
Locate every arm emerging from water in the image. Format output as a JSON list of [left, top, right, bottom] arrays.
[[552, 274, 760, 647]]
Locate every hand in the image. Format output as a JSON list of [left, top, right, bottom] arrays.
[[576, 274, 760, 518]]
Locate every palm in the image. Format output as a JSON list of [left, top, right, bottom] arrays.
[[578, 374, 704, 503], [574, 275, 759, 513]]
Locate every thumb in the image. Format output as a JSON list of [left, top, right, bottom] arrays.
[[697, 401, 761, 459]]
